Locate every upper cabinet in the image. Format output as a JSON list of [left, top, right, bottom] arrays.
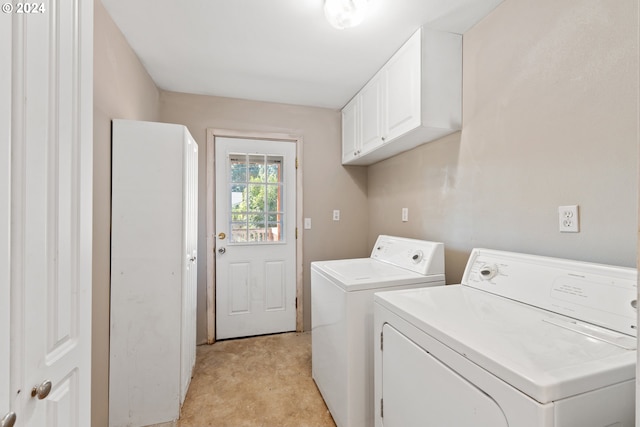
[[342, 27, 462, 166]]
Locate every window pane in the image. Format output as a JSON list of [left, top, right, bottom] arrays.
[[267, 156, 283, 184], [267, 213, 283, 242], [249, 226, 266, 242], [231, 213, 246, 223], [229, 155, 247, 183], [230, 184, 247, 212], [266, 184, 282, 212], [248, 155, 265, 182], [231, 221, 248, 243], [248, 184, 265, 212]]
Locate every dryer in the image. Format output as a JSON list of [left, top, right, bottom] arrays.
[[374, 248, 637, 427], [312, 235, 445, 427]]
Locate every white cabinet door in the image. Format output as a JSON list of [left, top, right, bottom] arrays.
[[340, 27, 461, 165], [384, 30, 422, 142], [360, 75, 385, 155], [341, 97, 360, 164], [5, 1, 93, 426]]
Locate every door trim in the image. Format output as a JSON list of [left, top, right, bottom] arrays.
[[206, 128, 303, 344]]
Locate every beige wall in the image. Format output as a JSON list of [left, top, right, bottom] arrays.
[[368, 0, 639, 283], [159, 91, 369, 340], [93, 0, 160, 425]]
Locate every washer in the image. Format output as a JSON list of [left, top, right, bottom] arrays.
[[374, 248, 637, 427], [312, 235, 445, 427]]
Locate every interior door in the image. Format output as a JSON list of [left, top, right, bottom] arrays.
[[3, 1, 93, 426], [215, 137, 297, 339], [1, 7, 12, 426], [381, 324, 509, 427]]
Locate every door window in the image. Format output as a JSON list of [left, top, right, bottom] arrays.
[[229, 153, 285, 244]]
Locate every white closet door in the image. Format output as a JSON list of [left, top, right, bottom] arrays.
[[0, 8, 12, 425], [6, 1, 93, 426], [181, 131, 198, 403]]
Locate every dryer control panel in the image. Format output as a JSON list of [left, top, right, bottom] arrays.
[[462, 248, 638, 337], [370, 235, 444, 276]]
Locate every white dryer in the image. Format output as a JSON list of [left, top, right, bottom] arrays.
[[374, 248, 637, 427], [312, 235, 445, 427]]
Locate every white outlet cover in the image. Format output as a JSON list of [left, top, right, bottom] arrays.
[[333, 210, 340, 221], [558, 205, 579, 232]]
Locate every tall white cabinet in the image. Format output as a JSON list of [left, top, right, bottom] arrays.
[[109, 119, 198, 427]]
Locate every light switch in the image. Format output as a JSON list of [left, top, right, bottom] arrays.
[[304, 218, 312, 229], [402, 208, 409, 222]]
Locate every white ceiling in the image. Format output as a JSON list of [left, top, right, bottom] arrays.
[[101, 0, 503, 110]]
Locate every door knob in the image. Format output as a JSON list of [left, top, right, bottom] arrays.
[[218, 247, 226, 254], [31, 380, 52, 400], [1, 412, 16, 427], [218, 232, 226, 239]]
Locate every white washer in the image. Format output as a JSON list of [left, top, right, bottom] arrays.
[[374, 249, 637, 427], [312, 235, 445, 427]]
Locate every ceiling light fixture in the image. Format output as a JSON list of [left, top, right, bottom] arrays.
[[324, 0, 371, 30]]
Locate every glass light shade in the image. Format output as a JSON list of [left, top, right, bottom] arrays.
[[324, 0, 370, 30]]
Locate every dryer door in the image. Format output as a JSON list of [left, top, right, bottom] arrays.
[[382, 324, 509, 427]]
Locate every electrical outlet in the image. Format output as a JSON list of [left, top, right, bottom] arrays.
[[558, 205, 579, 233], [333, 210, 340, 221], [402, 208, 409, 222]]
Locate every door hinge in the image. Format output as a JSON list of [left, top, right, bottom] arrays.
[[295, 157, 299, 169], [380, 331, 383, 351], [295, 227, 298, 239], [380, 398, 384, 418], [295, 297, 298, 309]]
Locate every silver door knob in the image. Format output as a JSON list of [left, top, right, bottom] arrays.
[[31, 380, 52, 400], [218, 247, 226, 254], [1, 412, 16, 427]]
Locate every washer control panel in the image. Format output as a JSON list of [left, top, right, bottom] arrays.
[[370, 235, 444, 276], [462, 248, 638, 337]]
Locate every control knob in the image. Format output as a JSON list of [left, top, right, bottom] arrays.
[[479, 264, 498, 280]]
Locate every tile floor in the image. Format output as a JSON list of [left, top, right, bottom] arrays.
[[177, 332, 336, 427]]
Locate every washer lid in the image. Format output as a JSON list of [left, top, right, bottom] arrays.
[[312, 258, 444, 291], [374, 285, 637, 404]]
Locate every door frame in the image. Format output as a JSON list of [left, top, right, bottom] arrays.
[[206, 128, 304, 343]]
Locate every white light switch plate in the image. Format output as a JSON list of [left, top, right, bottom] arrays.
[[304, 218, 311, 229], [402, 208, 409, 222]]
